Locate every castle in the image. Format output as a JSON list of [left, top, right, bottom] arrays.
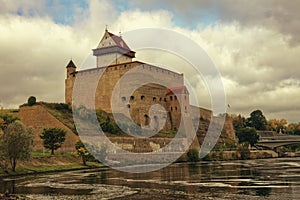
[[13, 29, 235, 154], [65, 29, 195, 131]]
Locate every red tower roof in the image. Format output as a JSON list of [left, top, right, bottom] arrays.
[[107, 31, 131, 50], [166, 86, 189, 95]]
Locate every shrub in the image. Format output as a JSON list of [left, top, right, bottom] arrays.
[[187, 148, 200, 162], [27, 96, 36, 106]]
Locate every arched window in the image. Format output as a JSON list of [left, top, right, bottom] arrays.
[[164, 98, 167, 102], [171, 107, 173, 111], [153, 97, 157, 102], [144, 114, 150, 126], [159, 97, 162, 101], [141, 95, 145, 100], [175, 107, 177, 111], [174, 96, 177, 100], [127, 104, 130, 108], [130, 96, 134, 101], [170, 96, 173, 101]]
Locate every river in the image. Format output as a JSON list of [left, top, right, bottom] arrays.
[[0, 157, 300, 199]]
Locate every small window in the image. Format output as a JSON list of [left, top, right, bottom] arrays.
[[141, 95, 145, 100], [164, 98, 167, 102], [175, 107, 177, 111], [185, 106, 187, 111], [184, 96, 187, 100], [130, 96, 134, 101], [159, 97, 162, 101], [174, 96, 177, 100], [171, 107, 173, 111], [121, 97, 126, 102], [153, 97, 157, 102], [170, 96, 173, 101], [127, 104, 130, 108]]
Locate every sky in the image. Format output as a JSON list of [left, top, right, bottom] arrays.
[[0, 0, 299, 123]]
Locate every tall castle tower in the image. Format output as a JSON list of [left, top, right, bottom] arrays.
[[65, 60, 76, 104], [92, 29, 136, 67]]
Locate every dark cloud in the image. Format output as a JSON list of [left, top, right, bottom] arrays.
[[129, 0, 300, 42], [0, 0, 299, 123]]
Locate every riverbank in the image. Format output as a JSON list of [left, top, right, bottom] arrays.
[[201, 149, 300, 161], [0, 152, 104, 178]]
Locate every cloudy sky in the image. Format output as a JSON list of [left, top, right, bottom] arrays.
[[0, 0, 299, 122]]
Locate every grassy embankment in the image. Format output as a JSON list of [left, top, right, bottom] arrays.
[[0, 151, 104, 177]]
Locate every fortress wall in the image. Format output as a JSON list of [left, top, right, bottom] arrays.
[[19, 105, 79, 153], [69, 61, 185, 130]]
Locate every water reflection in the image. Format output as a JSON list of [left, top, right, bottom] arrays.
[[0, 158, 299, 199]]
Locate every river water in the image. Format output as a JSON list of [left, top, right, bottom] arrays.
[[0, 157, 300, 199]]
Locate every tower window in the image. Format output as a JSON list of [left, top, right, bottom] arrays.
[[141, 95, 145, 100], [130, 96, 134, 101], [174, 96, 177, 100], [175, 107, 177, 111], [153, 97, 157, 102], [144, 114, 150, 126], [170, 96, 173, 101], [121, 97, 126, 102], [164, 98, 167, 102], [171, 107, 173, 111], [127, 104, 130, 108], [159, 97, 162, 101]]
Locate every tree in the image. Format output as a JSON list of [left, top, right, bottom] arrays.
[[232, 114, 246, 131], [187, 148, 200, 162], [75, 141, 92, 166], [236, 127, 259, 147], [27, 96, 36, 106], [0, 114, 19, 131], [246, 110, 267, 130], [268, 118, 287, 133], [0, 121, 33, 171], [40, 127, 66, 155]]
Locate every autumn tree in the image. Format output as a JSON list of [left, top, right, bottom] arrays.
[[232, 114, 246, 131], [268, 118, 287, 133], [40, 127, 66, 155], [245, 110, 267, 130], [75, 141, 92, 166], [0, 121, 33, 171]]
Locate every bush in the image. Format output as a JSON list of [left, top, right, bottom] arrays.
[[27, 96, 36, 106], [237, 142, 251, 160], [187, 148, 199, 162]]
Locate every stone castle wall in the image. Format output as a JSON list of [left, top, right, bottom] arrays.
[[69, 61, 186, 129]]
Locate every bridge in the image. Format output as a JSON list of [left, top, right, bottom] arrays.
[[256, 131, 300, 149]]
